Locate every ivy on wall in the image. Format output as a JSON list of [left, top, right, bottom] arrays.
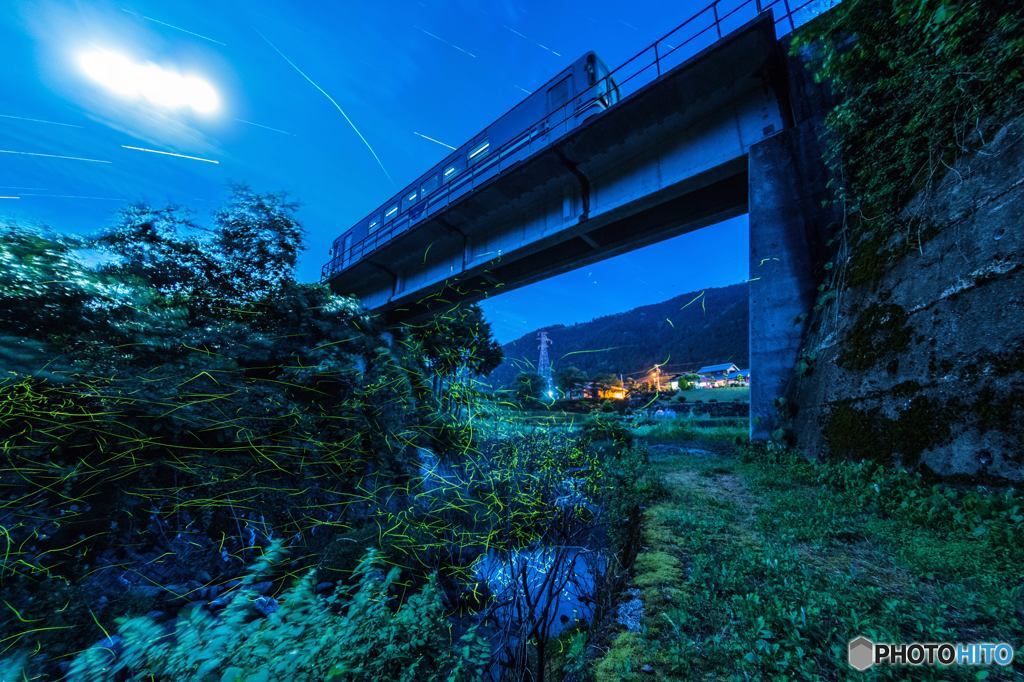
[[794, 0, 1024, 276]]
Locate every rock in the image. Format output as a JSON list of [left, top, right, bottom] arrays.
[[641, 663, 654, 674], [616, 588, 644, 633], [315, 581, 334, 594]]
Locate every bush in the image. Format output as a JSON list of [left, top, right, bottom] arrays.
[[67, 542, 488, 682]]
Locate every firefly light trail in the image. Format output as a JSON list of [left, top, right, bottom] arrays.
[[255, 28, 394, 185]]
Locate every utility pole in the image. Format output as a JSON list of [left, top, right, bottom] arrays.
[[537, 330, 553, 397]]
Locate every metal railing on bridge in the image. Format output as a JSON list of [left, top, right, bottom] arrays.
[[322, 0, 837, 281]]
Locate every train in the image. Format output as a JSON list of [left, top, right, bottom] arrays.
[[325, 50, 621, 278]]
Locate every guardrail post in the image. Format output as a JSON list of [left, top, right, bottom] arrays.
[[654, 44, 661, 76], [713, 3, 722, 38]]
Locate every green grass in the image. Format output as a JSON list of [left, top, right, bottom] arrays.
[[670, 386, 750, 403], [595, 443, 1024, 680], [632, 417, 747, 444]]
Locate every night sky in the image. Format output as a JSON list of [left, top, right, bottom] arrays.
[[1, 0, 747, 342]]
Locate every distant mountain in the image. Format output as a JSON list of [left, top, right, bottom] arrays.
[[487, 282, 749, 387]]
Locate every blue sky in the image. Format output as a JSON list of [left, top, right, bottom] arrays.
[[0, 0, 747, 342]]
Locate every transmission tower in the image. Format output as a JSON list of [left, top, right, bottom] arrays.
[[537, 331, 553, 396]]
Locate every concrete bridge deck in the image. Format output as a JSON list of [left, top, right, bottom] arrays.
[[324, 0, 838, 440]]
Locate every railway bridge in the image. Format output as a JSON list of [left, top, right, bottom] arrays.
[[323, 0, 838, 439]]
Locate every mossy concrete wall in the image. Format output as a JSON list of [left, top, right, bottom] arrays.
[[789, 119, 1024, 482]]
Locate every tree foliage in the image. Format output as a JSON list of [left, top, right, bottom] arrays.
[[0, 189, 432, 675]]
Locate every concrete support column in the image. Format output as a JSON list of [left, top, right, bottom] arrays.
[[748, 128, 819, 440]]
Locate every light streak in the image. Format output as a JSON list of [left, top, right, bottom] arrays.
[[413, 131, 455, 150], [236, 118, 295, 136], [255, 28, 394, 185], [0, 114, 82, 128], [0, 149, 111, 163], [414, 27, 477, 58], [120, 145, 219, 164], [504, 26, 562, 57], [122, 9, 227, 46], [18, 193, 127, 202]]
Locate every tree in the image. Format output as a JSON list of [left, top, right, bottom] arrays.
[[213, 186, 303, 304], [96, 186, 303, 313], [513, 372, 545, 405], [0, 188, 428, 676], [96, 203, 215, 303], [404, 303, 504, 419], [406, 303, 503, 382], [554, 366, 587, 398]]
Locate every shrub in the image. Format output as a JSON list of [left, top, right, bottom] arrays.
[[67, 542, 488, 682]]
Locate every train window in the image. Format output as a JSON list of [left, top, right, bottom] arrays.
[[585, 54, 597, 86], [443, 160, 463, 183], [547, 76, 571, 110], [384, 204, 398, 222], [468, 140, 490, 165], [421, 173, 440, 196], [401, 190, 418, 212], [367, 214, 381, 233]]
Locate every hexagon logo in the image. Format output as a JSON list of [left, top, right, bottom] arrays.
[[848, 637, 875, 671]]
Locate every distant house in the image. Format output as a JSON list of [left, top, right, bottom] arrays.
[[695, 363, 740, 388], [582, 381, 628, 401], [726, 368, 751, 386]]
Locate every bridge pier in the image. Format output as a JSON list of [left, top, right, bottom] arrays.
[[748, 128, 821, 441]]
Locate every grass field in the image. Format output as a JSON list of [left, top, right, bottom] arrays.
[[595, 439, 1024, 680], [632, 417, 747, 444], [669, 386, 749, 403]]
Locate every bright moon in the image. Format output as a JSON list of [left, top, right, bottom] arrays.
[[76, 48, 221, 115]]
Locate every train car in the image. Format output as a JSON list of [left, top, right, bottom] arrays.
[[326, 51, 620, 277]]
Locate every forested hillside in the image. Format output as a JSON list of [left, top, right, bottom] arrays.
[[489, 282, 748, 385]]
